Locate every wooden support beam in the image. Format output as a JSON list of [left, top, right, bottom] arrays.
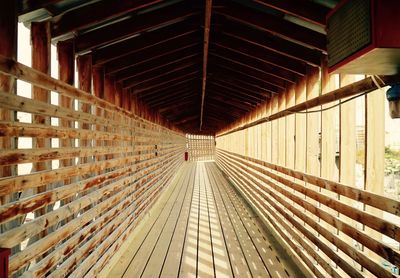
[[207, 85, 263, 104], [210, 48, 297, 84], [146, 89, 196, 107], [93, 66, 104, 99], [209, 64, 282, 93], [217, 74, 400, 137], [214, 34, 307, 76], [31, 22, 51, 236], [153, 93, 195, 110], [200, 0, 213, 130], [209, 53, 290, 88], [105, 38, 199, 75], [143, 83, 196, 102], [133, 77, 198, 99], [216, 1, 326, 52], [207, 94, 253, 112], [122, 61, 199, 88], [209, 78, 270, 100], [18, 0, 63, 16], [253, 0, 330, 26], [57, 39, 75, 223], [77, 54, 92, 170], [115, 82, 123, 108], [93, 21, 198, 65], [0, 0, 17, 95], [131, 72, 200, 95], [0, 0, 18, 238], [174, 115, 199, 126], [115, 51, 199, 82], [219, 20, 322, 67], [104, 75, 115, 105], [51, 0, 164, 39], [158, 99, 196, 113], [75, 2, 197, 53]]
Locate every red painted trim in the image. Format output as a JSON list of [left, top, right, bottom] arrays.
[[0, 248, 10, 278]]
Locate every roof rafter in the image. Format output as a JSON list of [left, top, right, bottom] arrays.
[[199, 0, 213, 130]]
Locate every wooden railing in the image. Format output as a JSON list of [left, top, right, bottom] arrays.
[[217, 149, 400, 278], [0, 57, 186, 277], [186, 134, 215, 161]]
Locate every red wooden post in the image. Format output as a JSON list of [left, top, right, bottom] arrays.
[[0, 248, 10, 278]]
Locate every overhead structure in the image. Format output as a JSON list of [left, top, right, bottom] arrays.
[[17, 0, 329, 134]]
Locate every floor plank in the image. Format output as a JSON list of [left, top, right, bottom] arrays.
[[107, 161, 299, 278], [122, 165, 191, 277], [140, 165, 195, 278]]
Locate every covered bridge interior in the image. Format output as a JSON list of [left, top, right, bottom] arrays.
[[1, 0, 400, 277]]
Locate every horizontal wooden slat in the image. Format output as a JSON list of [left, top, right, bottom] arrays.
[[219, 149, 400, 217], [10, 154, 182, 275], [0, 148, 182, 225], [217, 150, 400, 278], [0, 144, 183, 196]]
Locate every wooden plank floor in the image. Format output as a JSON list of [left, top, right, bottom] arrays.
[[107, 162, 298, 278]]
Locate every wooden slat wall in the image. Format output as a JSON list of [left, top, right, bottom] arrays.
[[0, 56, 185, 277], [186, 134, 215, 161], [216, 68, 400, 278]]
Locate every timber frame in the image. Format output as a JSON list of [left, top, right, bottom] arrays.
[[1, 0, 400, 277]]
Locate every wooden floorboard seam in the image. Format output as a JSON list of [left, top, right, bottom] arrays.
[[108, 162, 299, 278], [140, 164, 195, 277], [122, 164, 190, 277]]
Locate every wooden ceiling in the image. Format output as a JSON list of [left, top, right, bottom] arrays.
[[19, 0, 337, 134]]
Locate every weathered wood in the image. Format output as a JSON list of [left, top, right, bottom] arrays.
[[77, 54, 92, 166], [31, 21, 52, 242], [253, 0, 330, 26], [51, 0, 163, 39], [217, 74, 400, 137], [219, 148, 400, 218], [0, 56, 177, 130], [220, 21, 322, 67], [365, 83, 386, 265], [9, 153, 182, 275], [57, 40, 75, 221], [74, 2, 197, 53], [218, 150, 400, 266], [199, 0, 212, 130], [217, 152, 395, 278], [0, 0, 16, 184], [216, 1, 326, 51], [216, 157, 337, 278]]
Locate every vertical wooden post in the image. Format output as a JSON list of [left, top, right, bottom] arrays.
[[0, 0, 17, 95], [115, 82, 122, 108], [278, 93, 286, 167], [93, 66, 104, 172], [339, 75, 357, 186], [0, 0, 18, 235], [305, 66, 321, 242], [338, 74, 359, 270], [57, 40, 75, 222], [285, 85, 295, 171], [295, 79, 307, 173], [77, 54, 92, 165], [104, 75, 115, 160], [319, 61, 340, 268], [31, 21, 51, 238], [365, 84, 385, 267], [265, 100, 272, 163], [271, 95, 279, 165]]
